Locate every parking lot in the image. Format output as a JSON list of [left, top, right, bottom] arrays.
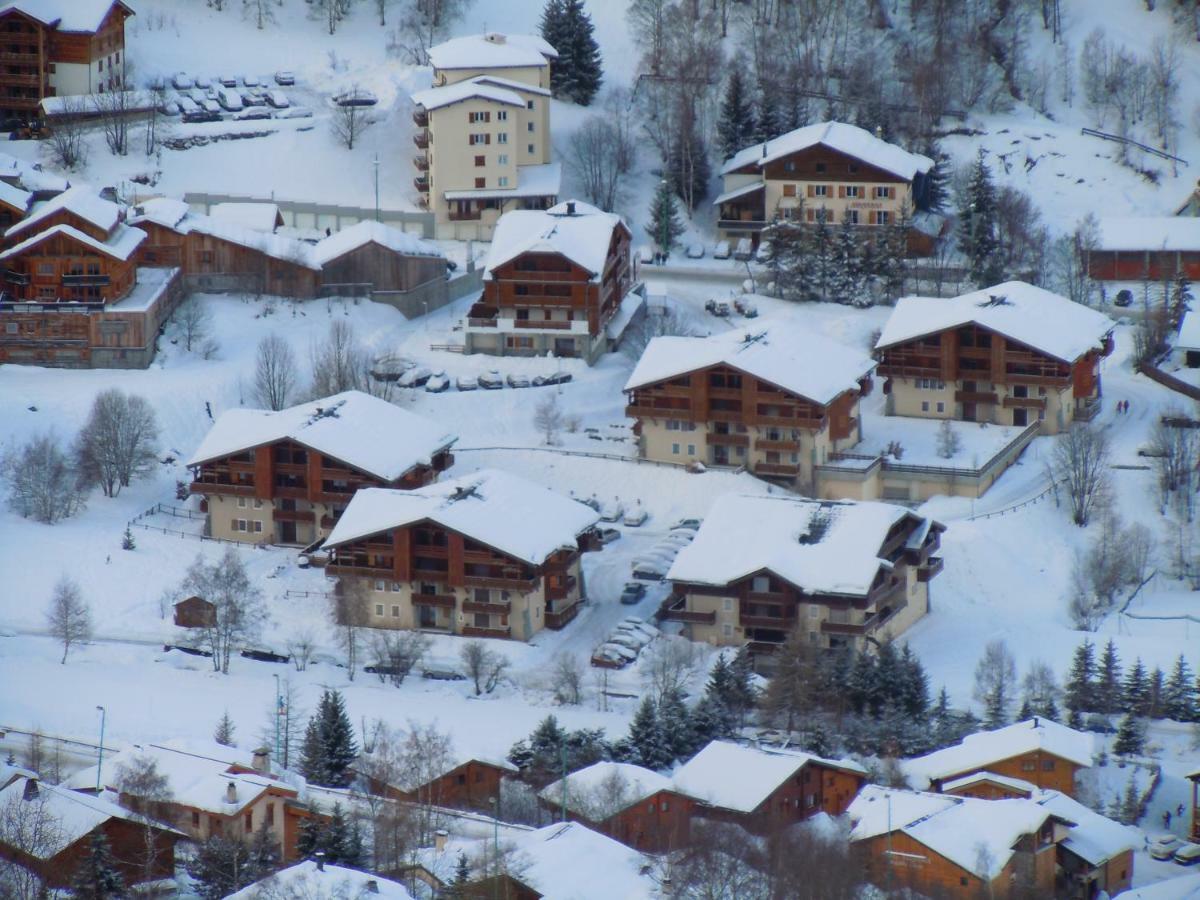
[[153, 69, 378, 125]]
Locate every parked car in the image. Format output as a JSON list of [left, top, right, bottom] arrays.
[[685, 243, 705, 259], [1150, 835, 1182, 861], [240, 648, 290, 664], [713, 240, 731, 260], [631, 559, 668, 581], [219, 74, 239, 87], [661, 532, 694, 549], [243, 74, 261, 87], [547, 371, 573, 385], [705, 299, 731, 317], [623, 504, 648, 527], [1114, 288, 1133, 308], [399, 366, 432, 388], [234, 107, 272, 121], [620, 582, 647, 605], [163, 643, 213, 658], [599, 499, 624, 522], [176, 96, 200, 116], [201, 99, 222, 115], [754, 241, 774, 263], [637, 246, 654, 265], [670, 518, 702, 531], [596, 527, 621, 545], [188, 87, 208, 104], [274, 71, 296, 86], [506, 373, 531, 388], [421, 667, 465, 681], [275, 106, 313, 119], [159, 99, 181, 116], [241, 91, 268, 107], [424, 373, 450, 393], [334, 88, 378, 107], [478, 370, 504, 390], [456, 375, 479, 391], [183, 110, 223, 124], [267, 90, 290, 109], [1176, 843, 1200, 866], [171, 72, 194, 90], [194, 74, 212, 89], [217, 87, 244, 111], [733, 237, 754, 261]]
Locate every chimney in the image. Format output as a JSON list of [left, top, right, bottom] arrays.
[[364, 881, 379, 894], [315, 851, 325, 872], [434, 829, 449, 852], [875, 124, 883, 140], [252, 747, 270, 774], [225, 781, 237, 804], [22, 778, 38, 801], [1033, 716, 1040, 729], [486, 32, 506, 44], [566, 200, 576, 216], [761, 142, 767, 159]]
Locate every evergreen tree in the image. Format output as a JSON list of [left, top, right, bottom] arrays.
[[121, 526, 136, 551], [1113, 713, 1145, 757], [299, 690, 358, 788], [829, 215, 864, 305], [545, 0, 603, 105], [72, 831, 124, 900], [1119, 773, 1141, 825], [1148, 667, 1166, 719], [919, 141, 951, 213], [847, 651, 876, 717], [689, 692, 733, 746], [1064, 640, 1097, 719], [658, 689, 695, 761], [764, 629, 818, 731], [646, 179, 684, 255], [214, 709, 236, 747], [1170, 271, 1193, 329], [446, 852, 472, 898], [1164, 655, 1196, 722], [188, 835, 254, 900], [957, 150, 1003, 286], [1097, 640, 1122, 715], [296, 802, 361, 866], [246, 821, 279, 879], [766, 220, 812, 301], [626, 697, 671, 769], [717, 68, 756, 159], [753, 81, 783, 145], [300, 715, 325, 785], [897, 644, 930, 719], [726, 647, 758, 726], [1122, 658, 1150, 716], [808, 209, 836, 300], [872, 642, 901, 718]]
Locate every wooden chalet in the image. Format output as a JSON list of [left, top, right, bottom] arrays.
[[323, 469, 599, 642], [187, 391, 456, 545], [173, 595, 215, 628], [671, 741, 866, 836], [1090, 217, 1200, 281], [538, 761, 694, 853], [0, 775, 181, 889], [0, 0, 133, 123], [464, 200, 637, 364], [906, 718, 1094, 800], [715, 121, 935, 253], [357, 754, 516, 814], [875, 282, 1115, 434], [624, 323, 874, 490], [0, 181, 31, 229], [661, 494, 943, 655], [940, 771, 1036, 801], [312, 219, 447, 296]]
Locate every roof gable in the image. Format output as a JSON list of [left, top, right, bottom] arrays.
[[0, 221, 145, 263], [484, 200, 625, 282], [720, 121, 933, 181], [7, 185, 121, 240], [904, 719, 1094, 788]]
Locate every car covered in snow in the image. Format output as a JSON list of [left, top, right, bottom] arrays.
[[733, 237, 754, 261], [713, 240, 731, 260], [217, 87, 244, 111], [631, 556, 669, 581], [598, 499, 623, 522], [424, 373, 450, 393], [455, 375, 479, 391], [194, 74, 212, 89], [267, 90, 290, 109], [334, 88, 378, 107], [478, 370, 504, 390], [171, 72, 194, 90], [1150, 835, 1182, 860], [754, 241, 773, 263], [241, 91, 268, 107], [619, 582, 646, 605], [398, 366, 432, 388], [219, 74, 239, 87], [243, 74, 261, 87], [201, 99, 222, 115], [596, 527, 621, 545], [182, 109, 222, 124], [685, 243, 705, 259], [622, 504, 648, 527], [669, 517, 702, 531], [274, 71, 296, 86], [159, 99, 181, 116], [275, 106, 313, 119], [505, 373, 531, 388], [234, 106, 272, 121], [176, 96, 200, 116], [1176, 843, 1200, 865]]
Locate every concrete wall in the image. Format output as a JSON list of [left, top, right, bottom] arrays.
[[183, 192, 435, 239]]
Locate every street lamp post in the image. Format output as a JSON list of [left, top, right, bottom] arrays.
[[373, 154, 380, 222], [95, 706, 106, 794], [273, 674, 282, 765]]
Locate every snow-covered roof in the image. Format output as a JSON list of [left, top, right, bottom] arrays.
[[0, 0, 130, 32], [444, 161, 562, 202], [720, 121, 932, 180], [429, 33, 557, 71], [1033, 789, 1133, 866], [1096, 216, 1200, 252], [0, 776, 180, 860], [326, 469, 598, 566], [671, 741, 865, 814], [606, 289, 646, 342], [7, 184, 121, 239], [667, 494, 918, 596], [484, 200, 623, 282], [0, 151, 69, 194], [848, 786, 1054, 882], [876, 281, 1114, 364], [539, 762, 674, 818], [312, 220, 443, 266], [713, 181, 765, 206], [1178, 309, 1200, 351], [624, 320, 874, 406], [0, 179, 31, 213], [209, 201, 281, 233], [356, 749, 517, 793], [1117, 875, 1200, 899], [472, 74, 552, 97], [227, 860, 415, 899], [129, 196, 190, 229], [1188, 767, 1200, 780], [905, 719, 1094, 788], [941, 770, 1036, 797], [0, 221, 145, 263], [187, 391, 456, 481], [411, 78, 527, 112]]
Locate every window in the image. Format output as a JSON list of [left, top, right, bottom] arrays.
[[671, 443, 680, 455], [936, 402, 944, 413], [809, 606, 818, 618], [1042, 759, 1056, 771], [815, 162, 827, 173], [877, 210, 890, 225], [921, 401, 929, 412], [374, 580, 385, 592], [474, 155, 485, 166], [468, 133, 490, 145], [666, 420, 679, 431], [847, 209, 859, 224], [236, 519, 248, 532], [245, 812, 253, 830], [497, 110, 508, 121], [498, 154, 508, 165], [391, 582, 401, 592], [723, 597, 732, 611], [498, 176, 509, 187], [661, 800, 669, 812], [253, 499, 263, 509], [527, 121, 534, 132], [266, 804, 274, 826], [1021, 760, 1036, 772], [687, 444, 695, 455], [37, 262, 53, 275], [874, 186, 894, 199], [375, 603, 384, 616], [253, 521, 263, 533], [497, 132, 508, 144], [238, 497, 246, 508], [98, 58, 104, 71], [527, 100, 534, 110], [392, 605, 400, 617], [475, 177, 486, 189], [783, 184, 796, 197], [845, 185, 861, 198], [199, 250, 214, 264], [813, 184, 828, 197], [468, 111, 490, 123], [192, 810, 200, 827], [752, 575, 770, 593]]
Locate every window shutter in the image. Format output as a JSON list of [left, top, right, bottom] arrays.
[[806, 184, 814, 198], [838, 185, 845, 199], [868, 211, 876, 225]]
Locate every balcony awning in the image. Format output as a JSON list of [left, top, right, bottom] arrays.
[[713, 181, 765, 207]]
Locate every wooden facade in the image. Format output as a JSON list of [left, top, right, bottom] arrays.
[[549, 788, 694, 854], [2, 224, 136, 303], [173, 595, 216, 628], [1088, 248, 1200, 282], [929, 750, 1085, 799], [941, 775, 1033, 801], [363, 759, 512, 814], [1187, 770, 1199, 843], [319, 240, 446, 295]]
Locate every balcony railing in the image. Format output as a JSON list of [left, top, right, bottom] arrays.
[[5, 270, 28, 285], [325, 563, 394, 578], [273, 508, 314, 522], [1075, 396, 1101, 422], [708, 432, 749, 447], [918, 557, 944, 582], [462, 624, 511, 638], [413, 593, 457, 609], [62, 274, 111, 286], [755, 462, 800, 476], [448, 210, 482, 222], [462, 598, 511, 615], [412, 108, 427, 127], [463, 574, 537, 592], [545, 600, 581, 630], [717, 218, 768, 231], [413, 176, 429, 192], [467, 317, 497, 328], [955, 390, 999, 404], [189, 480, 255, 496], [545, 575, 577, 602], [514, 319, 572, 329], [755, 438, 799, 451], [413, 130, 429, 149], [0, 73, 39, 86], [413, 155, 429, 171], [0, 52, 39, 63], [657, 595, 717, 626], [1002, 395, 1046, 410]]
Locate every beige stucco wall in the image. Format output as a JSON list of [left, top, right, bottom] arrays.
[[438, 64, 549, 92], [888, 377, 1074, 433], [49, 62, 94, 97], [207, 494, 274, 543], [765, 179, 914, 226]]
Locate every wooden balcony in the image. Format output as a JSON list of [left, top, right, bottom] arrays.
[[708, 408, 744, 423], [0, 52, 39, 63], [755, 438, 800, 451], [464, 574, 537, 592], [545, 601, 581, 630], [190, 480, 254, 496], [413, 176, 429, 192], [274, 485, 307, 500], [755, 462, 800, 477], [717, 218, 768, 231], [412, 108, 427, 127], [741, 614, 796, 629], [5, 269, 28, 285], [413, 155, 429, 171], [708, 432, 749, 447], [325, 563, 394, 578], [448, 209, 482, 222], [413, 593, 457, 609], [514, 319, 571, 329], [462, 624, 511, 639], [954, 390, 998, 404], [0, 73, 39, 86], [820, 619, 868, 636], [657, 595, 716, 626], [1075, 396, 1101, 422], [462, 598, 510, 614], [918, 557, 944, 582], [413, 130, 429, 148], [545, 575, 577, 602], [273, 508, 314, 523], [1002, 396, 1046, 410], [468, 317, 498, 327]]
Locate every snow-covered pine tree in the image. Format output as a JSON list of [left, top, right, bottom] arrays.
[[767, 220, 811, 301], [627, 696, 671, 770], [121, 526, 136, 551], [246, 821, 279, 880], [300, 710, 326, 785], [1096, 640, 1121, 715], [958, 150, 1003, 287], [320, 689, 358, 788], [753, 80, 783, 145], [539, 0, 567, 74], [187, 835, 254, 900], [763, 628, 818, 732], [1170, 271, 1192, 329], [1147, 667, 1166, 719], [213, 709, 236, 747], [808, 209, 835, 301], [1118, 773, 1141, 825], [1122, 657, 1150, 716], [646, 179, 684, 256], [1064, 640, 1097, 720], [919, 141, 951, 213], [1164, 655, 1196, 722], [829, 215, 863, 305], [726, 647, 757, 726], [897, 644, 930, 719], [717, 67, 755, 160], [689, 692, 733, 746], [657, 689, 696, 761], [71, 831, 125, 900], [847, 651, 877, 717], [551, 0, 603, 105], [1113, 712, 1145, 757]]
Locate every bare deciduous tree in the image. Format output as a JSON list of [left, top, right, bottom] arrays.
[[310, 320, 367, 398], [0, 785, 64, 900], [664, 820, 770, 900], [243, 0, 277, 29], [259, 677, 304, 769], [181, 547, 267, 674], [2, 432, 86, 523], [252, 333, 298, 410], [368, 629, 430, 686], [642, 636, 699, 705], [330, 578, 371, 680], [460, 640, 510, 695], [533, 394, 564, 446], [74, 389, 160, 498], [935, 419, 962, 459], [1051, 422, 1111, 526], [1148, 411, 1200, 516], [390, 0, 475, 64], [286, 628, 316, 671], [46, 576, 91, 664], [399, 720, 454, 843], [974, 638, 1017, 727], [91, 83, 134, 156], [47, 96, 89, 170], [114, 754, 176, 885], [174, 296, 212, 353], [565, 117, 630, 212], [550, 652, 584, 705], [330, 92, 375, 150]]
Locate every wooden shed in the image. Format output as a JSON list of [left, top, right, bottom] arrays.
[[174, 595, 216, 628]]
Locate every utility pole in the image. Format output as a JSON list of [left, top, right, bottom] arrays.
[[560, 741, 568, 823], [491, 795, 500, 900], [373, 154, 380, 222], [95, 706, 106, 794], [273, 674, 282, 765]]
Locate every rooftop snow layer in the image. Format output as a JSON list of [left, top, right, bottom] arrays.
[[848, 785, 1053, 882], [720, 121, 932, 180], [941, 770, 1036, 796], [905, 718, 1094, 787], [876, 281, 1114, 364], [624, 319, 875, 406], [7, 184, 121, 239], [1177, 309, 1200, 351], [227, 861, 415, 899], [666, 494, 915, 595], [484, 199, 623, 281], [311, 219, 443, 266], [472, 74, 552, 97], [429, 33, 557, 70], [539, 761, 674, 818], [209, 202, 281, 232], [128, 196, 190, 229], [444, 162, 562, 202], [0, 221, 145, 263], [1, 0, 128, 32], [187, 391, 457, 480], [411, 78, 527, 112], [1116, 875, 1200, 899], [1096, 216, 1200, 251], [1033, 790, 1133, 866], [713, 181, 766, 205], [0, 151, 69, 193], [0, 179, 31, 213], [325, 469, 599, 565], [671, 741, 865, 814]]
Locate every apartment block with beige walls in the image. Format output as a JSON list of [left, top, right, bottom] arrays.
[[187, 391, 456, 546], [323, 470, 600, 642], [659, 494, 944, 656], [623, 323, 875, 492], [412, 33, 560, 240], [874, 282, 1115, 435], [715, 121, 935, 250]]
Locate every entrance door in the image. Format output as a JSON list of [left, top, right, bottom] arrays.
[[554, 337, 576, 357], [962, 403, 976, 422], [418, 605, 437, 628], [279, 521, 297, 544], [1012, 407, 1028, 426]]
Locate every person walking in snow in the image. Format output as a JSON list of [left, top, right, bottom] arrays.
[[1163, 810, 1172, 829]]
